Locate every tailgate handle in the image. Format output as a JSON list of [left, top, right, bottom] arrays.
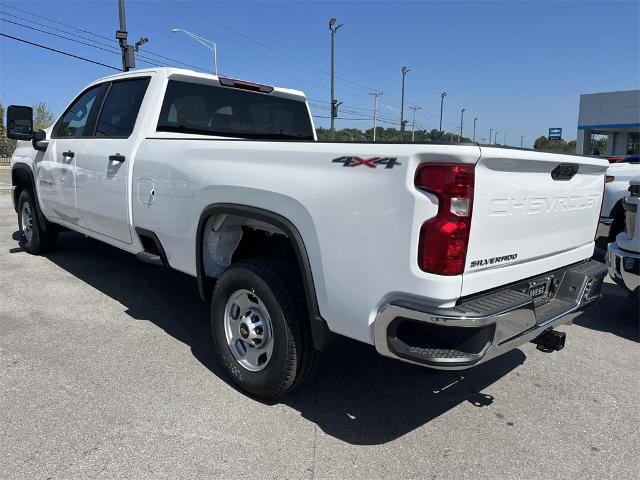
[[551, 163, 579, 181]]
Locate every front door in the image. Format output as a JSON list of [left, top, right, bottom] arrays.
[[36, 84, 106, 225], [75, 77, 150, 244]]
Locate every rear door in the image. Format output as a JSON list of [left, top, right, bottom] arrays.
[[76, 76, 150, 243], [463, 147, 607, 288]]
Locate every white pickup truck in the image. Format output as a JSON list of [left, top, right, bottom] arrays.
[[7, 68, 608, 398], [596, 161, 640, 248]]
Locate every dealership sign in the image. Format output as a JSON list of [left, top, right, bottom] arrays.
[[548, 128, 562, 140]]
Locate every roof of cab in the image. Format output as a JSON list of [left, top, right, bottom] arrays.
[[91, 67, 307, 100]]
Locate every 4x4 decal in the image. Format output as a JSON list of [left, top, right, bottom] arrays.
[[332, 156, 401, 169]]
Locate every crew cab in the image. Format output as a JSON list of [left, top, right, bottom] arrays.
[[7, 68, 608, 398]]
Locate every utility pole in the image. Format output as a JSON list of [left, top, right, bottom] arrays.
[[116, 0, 147, 71], [409, 106, 421, 142], [369, 91, 383, 142], [329, 18, 343, 141], [458, 108, 465, 142], [473, 117, 478, 142], [520, 135, 524, 148], [489, 128, 493, 145], [116, 0, 134, 71], [399, 66, 410, 141], [439, 91, 447, 137]]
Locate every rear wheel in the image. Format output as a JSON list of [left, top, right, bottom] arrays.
[[17, 189, 58, 254], [211, 258, 318, 399]]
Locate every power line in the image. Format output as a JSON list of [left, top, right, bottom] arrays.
[[172, 0, 381, 94], [0, 17, 166, 68], [0, 33, 120, 71], [0, 3, 206, 72], [169, 0, 410, 107]]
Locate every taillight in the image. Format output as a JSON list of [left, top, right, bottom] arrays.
[[415, 164, 475, 275], [605, 175, 614, 183]]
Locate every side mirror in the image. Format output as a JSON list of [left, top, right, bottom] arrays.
[[6, 105, 34, 141]]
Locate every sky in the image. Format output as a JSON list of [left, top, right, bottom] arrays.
[[1, 0, 639, 147]]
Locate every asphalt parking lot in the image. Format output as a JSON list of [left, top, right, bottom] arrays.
[[0, 167, 638, 479]]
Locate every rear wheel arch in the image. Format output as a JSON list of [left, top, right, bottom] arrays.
[[196, 203, 329, 350]]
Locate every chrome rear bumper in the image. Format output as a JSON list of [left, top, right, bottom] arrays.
[[373, 260, 607, 369], [606, 243, 640, 294]]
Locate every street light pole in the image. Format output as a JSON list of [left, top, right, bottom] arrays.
[[409, 106, 421, 142], [472, 117, 478, 142], [171, 28, 217, 75], [489, 128, 493, 145], [458, 108, 465, 142], [520, 136, 524, 148], [369, 91, 382, 142], [494, 131, 500, 145], [439, 91, 447, 137], [399, 66, 410, 141], [329, 18, 343, 141]]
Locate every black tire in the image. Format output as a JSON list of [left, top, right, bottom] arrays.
[[211, 258, 318, 399], [17, 189, 58, 254], [609, 200, 626, 243]]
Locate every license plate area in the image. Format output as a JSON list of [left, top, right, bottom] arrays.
[[512, 275, 556, 306]]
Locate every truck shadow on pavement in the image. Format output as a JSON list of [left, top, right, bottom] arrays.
[[33, 231, 526, 445]]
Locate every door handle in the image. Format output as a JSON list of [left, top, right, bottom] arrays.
[[62, 150, 75, 158], [109, 154, 125, 163]]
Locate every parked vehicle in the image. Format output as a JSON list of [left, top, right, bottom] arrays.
[[7, 68, 609, 398], [607, 154, 640, 164], [597, 161, 640, 248], [606, 175, 640, 295]]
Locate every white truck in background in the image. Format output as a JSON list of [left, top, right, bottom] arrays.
[[7, 68, 608, 398], [606, 175, 640, 295], [597, 161, 640, 248]]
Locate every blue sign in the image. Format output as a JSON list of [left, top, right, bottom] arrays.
[[548, 128, 562, 140]]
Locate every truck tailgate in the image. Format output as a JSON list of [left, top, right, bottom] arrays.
[[463, 147, 608, 295]]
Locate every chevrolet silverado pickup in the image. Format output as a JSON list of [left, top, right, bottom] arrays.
[[6, 68, 609, 398]]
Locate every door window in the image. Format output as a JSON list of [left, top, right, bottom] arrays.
[[53, 84, 105, 138], [95, 77, 150, 137]]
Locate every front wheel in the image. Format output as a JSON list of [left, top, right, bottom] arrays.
[[17, 189, 58, 254], [211, 258, 318, 399]]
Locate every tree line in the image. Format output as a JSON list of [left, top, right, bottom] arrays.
[[533, 135, 606, 155], [316, 126, 472, 143]]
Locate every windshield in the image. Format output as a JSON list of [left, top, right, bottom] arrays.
[[157, 80, 314, 140]]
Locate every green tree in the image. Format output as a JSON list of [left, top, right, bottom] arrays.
[[0, 102, 5, 138], [533, 136, 550, 150], [33, 101, 54, 130]]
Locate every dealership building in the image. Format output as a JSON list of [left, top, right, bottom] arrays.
[[576, 89, 640, 156]]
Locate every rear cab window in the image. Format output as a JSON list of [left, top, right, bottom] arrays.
[[157, 79, 314, 141]]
